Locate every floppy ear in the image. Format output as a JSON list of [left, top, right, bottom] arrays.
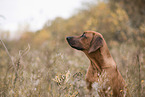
[[88, 36, 103, 53]]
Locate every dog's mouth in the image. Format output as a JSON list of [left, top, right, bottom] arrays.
[[70, 45, 84, 50], [66, 37, 84, 50]]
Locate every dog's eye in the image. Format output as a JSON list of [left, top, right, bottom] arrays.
[[81, 33, 87, 38]]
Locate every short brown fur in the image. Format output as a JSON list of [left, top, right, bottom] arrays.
[[66, 31, 129, 97]]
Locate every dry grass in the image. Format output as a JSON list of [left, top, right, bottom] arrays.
[[0, 40, 144, 97]]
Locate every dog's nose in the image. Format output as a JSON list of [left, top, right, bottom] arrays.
[[66, 37, 73, 41]]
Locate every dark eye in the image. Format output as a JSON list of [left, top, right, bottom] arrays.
[[81, 33, 87, 38]]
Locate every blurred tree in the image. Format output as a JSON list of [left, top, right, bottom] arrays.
[[80, 2, 129, 43], [109, 0, 145, 28], [33, 29, 51, 45], [19, 32, 34, 48]]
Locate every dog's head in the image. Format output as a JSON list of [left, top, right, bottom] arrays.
[[66, 31, 104, 53]]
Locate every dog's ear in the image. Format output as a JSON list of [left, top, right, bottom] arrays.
[[88, 36, 103, 53]]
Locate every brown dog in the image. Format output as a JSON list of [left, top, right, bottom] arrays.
[[66, 31, 128, 97]]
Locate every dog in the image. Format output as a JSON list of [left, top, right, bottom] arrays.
[[66, 31, 129, 97]]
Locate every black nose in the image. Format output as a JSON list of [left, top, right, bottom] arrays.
[[66, 37, 73, 41]]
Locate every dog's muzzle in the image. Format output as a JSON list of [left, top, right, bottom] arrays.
[[66, 37, 84, 50]]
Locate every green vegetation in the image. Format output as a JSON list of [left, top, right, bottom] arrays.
[[0, 0, 145, 97]]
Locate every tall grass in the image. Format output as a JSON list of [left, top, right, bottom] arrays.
[[0, 40, 145, 97]]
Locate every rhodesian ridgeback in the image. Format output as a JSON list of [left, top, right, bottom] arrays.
[[66, 31, 129, 97]]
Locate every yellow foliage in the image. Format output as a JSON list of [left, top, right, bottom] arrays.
[[33, 29, 51, 45], [20, 32, 34, 40]]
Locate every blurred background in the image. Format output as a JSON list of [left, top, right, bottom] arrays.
[[0, 0, 145, 96]]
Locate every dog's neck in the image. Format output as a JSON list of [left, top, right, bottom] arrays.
[[84, 45, 116, 72]]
